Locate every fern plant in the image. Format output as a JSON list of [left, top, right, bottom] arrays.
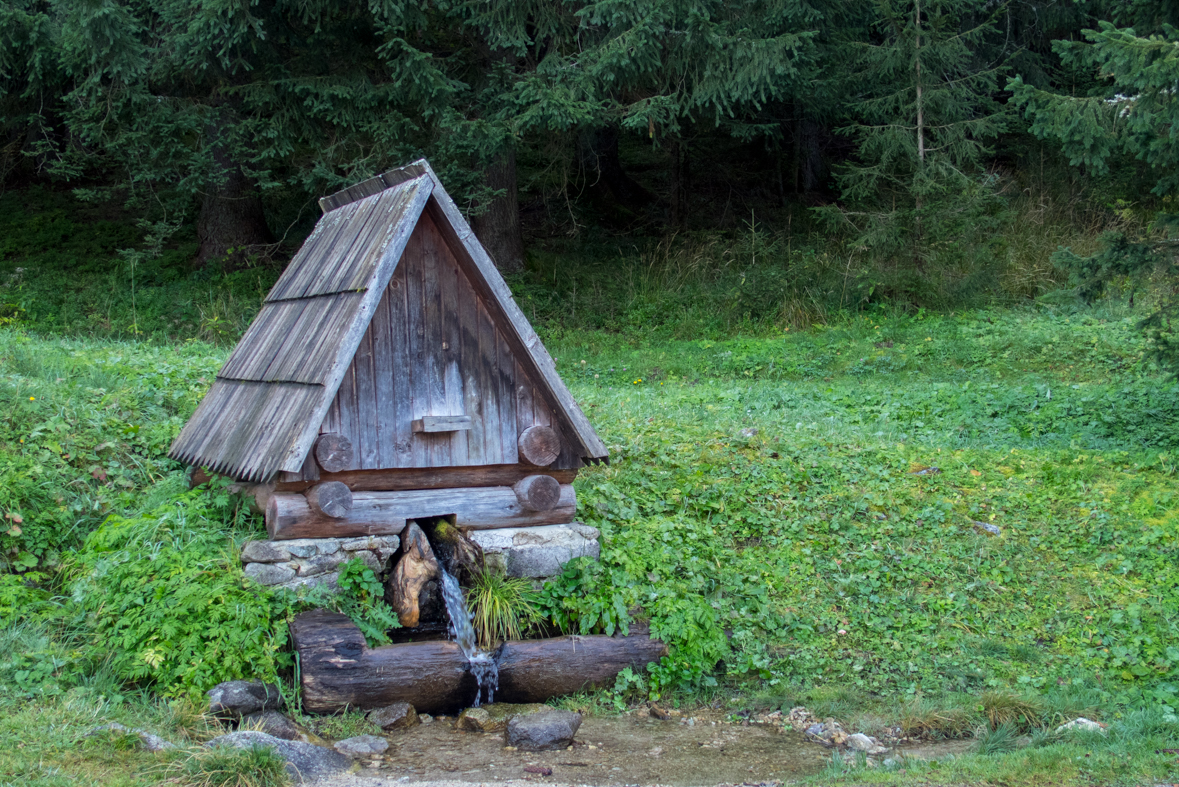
[[323, 557, 400, 647], [466, 568, 539, 649]]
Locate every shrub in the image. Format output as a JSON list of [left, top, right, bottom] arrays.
[[68, 476, 293, 695], [298, 557, 400, 646]]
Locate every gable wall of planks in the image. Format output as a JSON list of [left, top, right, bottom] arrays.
[[312, 211, 572, 472]]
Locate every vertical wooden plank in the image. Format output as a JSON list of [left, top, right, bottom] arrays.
[[354, 324, 379, 468], [476, 299, 502, 464], [420, 218, 448, 467], [320, 395, 340, 435], [387, 264, 414, 468], [404, 226, 430, 468], [372, 287, 397, 467], [335, 363, 359, 470], [533, 387, 553, 426], [515, 359, 535, 437], [458, 264, 486, 464], [438, 227, 467, 465], [497, 329, 518, 464]]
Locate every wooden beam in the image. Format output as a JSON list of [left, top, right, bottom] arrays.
[[266, 484, 576, 540], [292, 610, 667, 714], [274, 464, 577, 494], [411, 415, 473, 433], [314, 434, 354, 473]]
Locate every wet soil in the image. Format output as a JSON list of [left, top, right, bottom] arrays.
[[346, 713, 831, 786]]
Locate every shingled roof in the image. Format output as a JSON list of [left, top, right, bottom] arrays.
[[169, 160, 607, 482]]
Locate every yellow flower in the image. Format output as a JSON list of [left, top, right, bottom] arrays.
[[925, 337, 932, 341], [28, 396, 34, 401]]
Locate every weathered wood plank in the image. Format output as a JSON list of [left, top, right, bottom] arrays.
[[457, 261, 486, 464], [419, 214, 448, 467], [353, 321, 379, 468], [274, 465, 577, 493], [476, 298, 503, 464], [386, 266, 414, 468], [266, 484, 577, 539], [371, 287, 397, 467], [496, 328, 517, 465], [404, 226, 429, 468], [438, 224, 468, 464], [411, 415, 473, 433]]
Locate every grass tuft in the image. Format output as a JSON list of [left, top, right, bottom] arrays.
[[466, 567, 540, 648], [981, 691, 1043, 732], [973, 721, 1021, 755], [161, 745, 290, 787]]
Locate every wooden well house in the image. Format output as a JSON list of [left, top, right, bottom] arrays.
[[170, 160, 607, 543]]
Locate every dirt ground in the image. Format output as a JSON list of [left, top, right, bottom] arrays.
[[323, 712, 834, 786]]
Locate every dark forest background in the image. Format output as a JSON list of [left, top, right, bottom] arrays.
[[2, 0, 1178, 366]]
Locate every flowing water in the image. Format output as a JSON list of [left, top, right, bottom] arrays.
[[439, 569, 498, 706]]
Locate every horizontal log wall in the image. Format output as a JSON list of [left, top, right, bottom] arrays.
[[266, 484, 576, 540], [275, 464, 577, 493]]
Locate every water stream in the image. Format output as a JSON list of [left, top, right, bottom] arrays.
[[439, 569, 499, 706]]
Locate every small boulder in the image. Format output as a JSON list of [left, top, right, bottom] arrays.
[[368, 702, 418, 731], [334, 734, 389, 758], [207, 680, 284, 718], [846, 732, 888, 754], [458, 703, 550, 733], [207, 731, 351, 782], [1056, 717, 1107, 734], [88, 722, 174, 752], [505, 709, 582, 751], [241, 711, 301, 741]]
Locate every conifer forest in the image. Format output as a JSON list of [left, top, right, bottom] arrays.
[[2, 1, 1179, 785]]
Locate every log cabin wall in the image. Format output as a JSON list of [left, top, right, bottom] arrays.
[[309, 211, 574, 475]]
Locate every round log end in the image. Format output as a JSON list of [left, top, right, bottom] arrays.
[[518, 425, 560, 467], [306, 481, 354, 519], [314, 433, 354, 473], [513, 475, 562, 512]]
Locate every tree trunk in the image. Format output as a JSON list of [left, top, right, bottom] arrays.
[[578, 126, 655, 214], [196, 119, 273, 270], [471, 148, 525, 274], [422, 517, 484, 579], [389, 522, 441, 628]]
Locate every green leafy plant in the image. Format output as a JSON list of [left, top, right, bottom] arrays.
[[466, 567, 539, 649], [68, 477, 293, 695], [301, 557, 400, 647]]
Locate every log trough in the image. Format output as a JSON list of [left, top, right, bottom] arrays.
[[292, 610, 668, 714]]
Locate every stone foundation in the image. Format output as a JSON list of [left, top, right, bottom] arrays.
[[241, 535, 401, 592], [240, 524, 599, 591]]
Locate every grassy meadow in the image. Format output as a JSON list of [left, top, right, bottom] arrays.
[[1, 187, 1178, 785]]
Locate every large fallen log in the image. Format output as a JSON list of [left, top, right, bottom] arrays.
[[291, 610, 668, 714], [267, 485, 576, 540]]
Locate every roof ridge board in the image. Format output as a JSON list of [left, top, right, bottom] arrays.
[[277, 174, 435, 475], [318, 161, 429, 214], [414, 166, 608, 460]]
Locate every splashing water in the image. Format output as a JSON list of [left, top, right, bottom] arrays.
[[439, 569, 499, 706]]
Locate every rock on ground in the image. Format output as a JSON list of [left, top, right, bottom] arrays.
[[88, 722, 174, 752], [471, 524, 599, 578], [457, 703, 550, 733], [207, 731, 352, 782], [368, 702, 418, 731], [207, 680, 284, 718], [505, 709, 582, 751], [1056, 717, 1107, 734], [241, 711, 301, 741], [334, 734, 389, 757]]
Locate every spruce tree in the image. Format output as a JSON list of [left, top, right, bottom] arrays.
[[819, 0, 1008, 298], [1011, 21, 1179, 375]]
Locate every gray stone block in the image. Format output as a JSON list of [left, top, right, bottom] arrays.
[[471, 524, 600, 578], [241, 541, 291, 563], [296, 552, 347, 577], [244, 562, 296, 586]]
